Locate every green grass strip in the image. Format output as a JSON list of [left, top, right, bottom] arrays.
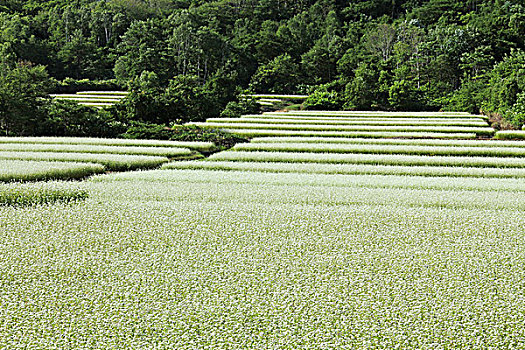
[[0, 137, 217, 152], [209, 151, 525, 168], [164, 160, 525, 178], [250, 137, 525, 148], [0, 160, 104, 182], [0, 182, 88, 206], [208, 117, 488, 127], [194, 122, 495, 135], [0, 143, 198, 158], [0, 152, 169, 171], [495, 131, 525, 140], [213, 129, 478, 139], [233, 142, 525, 157]]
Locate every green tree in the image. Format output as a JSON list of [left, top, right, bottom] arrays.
[[0, 64, 52, 136], [250, 54, 300, 93]]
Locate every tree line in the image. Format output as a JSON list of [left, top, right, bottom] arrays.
[[0, 0, 524, 137]]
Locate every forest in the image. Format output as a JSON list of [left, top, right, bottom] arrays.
[[0, 0, 524, 137]]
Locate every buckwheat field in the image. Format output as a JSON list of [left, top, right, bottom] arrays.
[[2, 112, 525, 349]]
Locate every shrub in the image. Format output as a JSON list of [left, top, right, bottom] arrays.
[[122, 123, 247, 151], [220, 96, 260, 118], [169, 125, 248, 150], [41, 100, 126, 138], [303, 88, 342, 110]]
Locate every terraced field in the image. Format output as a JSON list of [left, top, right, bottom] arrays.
[[192, 111, 494, 138], [51, 91, 128, 108], [0, 137, 208, 176], [3, 111, 525, 348]]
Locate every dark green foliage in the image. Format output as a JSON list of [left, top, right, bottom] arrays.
[[304, 86, 342, 110], [249, 54, 300, 93], [120, 121, 175, 140], [220, 96, 260, 118], [41, 100, 126, 138], [123, 123, 247, 150], [169, 124, 248, 150], [113, 74, 220, 125], [0, 63, 52, 136], [0, 0, 523, 132], [507, 92, 525, 128]]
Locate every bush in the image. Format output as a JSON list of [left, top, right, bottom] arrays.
[[304, 86, 342, 110], [441, 79, 486, 114], [505, 92, 525, 129], [120, 121, 175, 140], [169, 125, 248, 150], [220, 96, 260, 118], [113, 74, 220, 125], [388, 80, 426, 111], [122, 123, 247, 151], [41, 100, 126, 138]]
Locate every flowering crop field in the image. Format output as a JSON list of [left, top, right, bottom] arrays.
[[0, 151, 170, 171], [0, 160, 104, 182], [495, 130, 525, 140], [209, 150, 525, 168], [0, 137, 217, 153], [193, 122, 495, 136], [233, 142, 525, 157], [207, 117, 489, 127], [265, 111, 483, 118], [251, 136, 525, 147], [2, 112, 525, 348], [165, 160, 525, 178], [0, 143, 198, 157], [216, 129, 479, 139], [0, 181, 88, 206]]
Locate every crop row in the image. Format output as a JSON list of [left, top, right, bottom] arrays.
[[0, 182, 87, 206], [98, 169, 525, 193], [164, 160, 525, 178], [232, 142, 525, 157], [192, 122, 495, 135], [212, 129, 478, 139], [0, 143, 199, 158], [86, 177, 525, 211], [0, 160, 104, 182], [0, 137, 217, 152], [250, 136, 525, 148], [495, 130, 525, 140], [208, 151, 525, 168], [265, 111, 481, 118], [0, 152, 169, 171], [207, 117, 488, 127], [242, 114, 487, 123]]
